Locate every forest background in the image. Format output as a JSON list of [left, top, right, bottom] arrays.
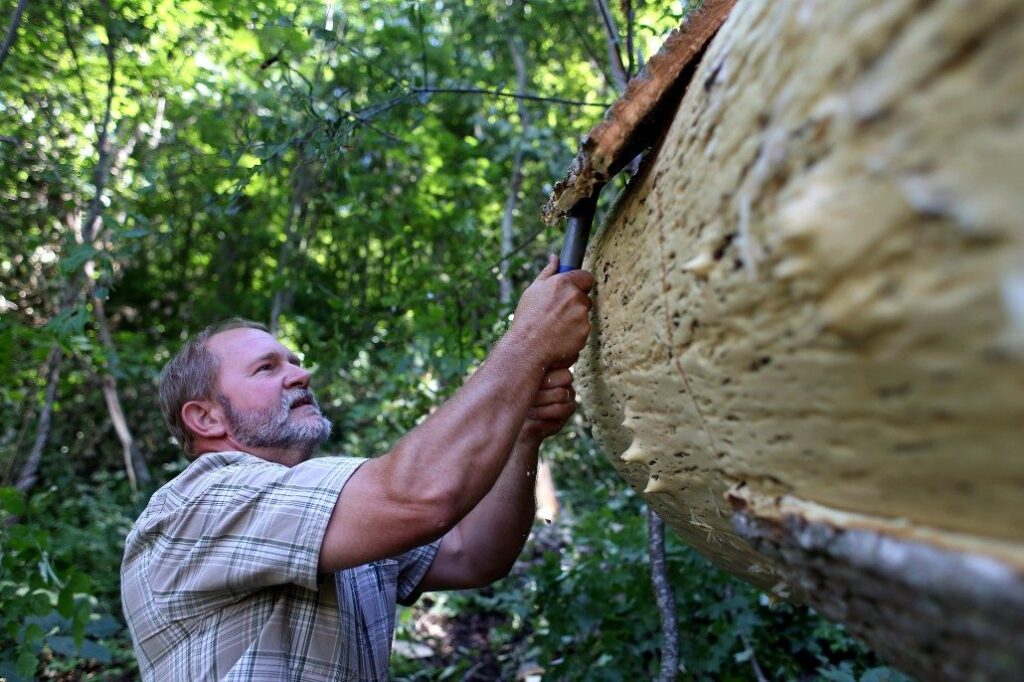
[[1, 0, 908, 679]]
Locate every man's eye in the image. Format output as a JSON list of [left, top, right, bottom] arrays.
[[258, 364, 273, 372]]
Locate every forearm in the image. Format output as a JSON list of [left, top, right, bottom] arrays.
[[449, 433, 542, 581], [381, 331, 544, 522]]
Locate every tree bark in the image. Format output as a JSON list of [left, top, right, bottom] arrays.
[[81, 8, 154, 493], [0, 0, 29, 73], [574, 1, 1024, 678]]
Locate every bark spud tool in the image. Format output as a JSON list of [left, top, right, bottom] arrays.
[[558, 187, 603, 273]]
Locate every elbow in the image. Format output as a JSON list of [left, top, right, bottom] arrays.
[[477, 561, 515, 586], [466, 553, 519, 588], [463, 535, 522, 587], [397, 486, 466, 545], [477, 532, 532, 585]]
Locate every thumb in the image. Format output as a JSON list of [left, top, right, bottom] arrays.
[[534, 254, 559, 282]]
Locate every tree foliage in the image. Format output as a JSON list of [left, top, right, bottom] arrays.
[[1, 0, 906, 679]]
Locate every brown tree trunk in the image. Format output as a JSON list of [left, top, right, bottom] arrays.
[[594, 2, 680, 674]]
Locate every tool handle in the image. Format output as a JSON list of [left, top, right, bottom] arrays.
[[558, 189, 602, 273]]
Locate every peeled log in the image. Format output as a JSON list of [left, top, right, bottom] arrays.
[[572, 1, 1024, 679]]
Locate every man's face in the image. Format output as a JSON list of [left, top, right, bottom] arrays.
[[206, 328, 331, 459]]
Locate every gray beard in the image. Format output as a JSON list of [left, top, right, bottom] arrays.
[[217, 388, 332, 457]]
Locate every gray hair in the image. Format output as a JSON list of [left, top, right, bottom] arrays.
[[159, 318, 268, 458]]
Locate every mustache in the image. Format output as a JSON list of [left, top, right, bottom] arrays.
[[282, 388, 320, 412]]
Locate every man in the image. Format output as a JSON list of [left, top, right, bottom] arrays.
[[121, 256, 595, 680]]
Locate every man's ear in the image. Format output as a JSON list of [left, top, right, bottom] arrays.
[[181, 400, 228, 440]]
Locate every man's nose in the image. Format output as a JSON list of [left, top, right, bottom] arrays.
[[285, 365, 311, 389]]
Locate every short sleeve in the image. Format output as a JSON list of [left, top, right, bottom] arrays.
[[395, 540, 440, 606], [143, 453, 365, 622]]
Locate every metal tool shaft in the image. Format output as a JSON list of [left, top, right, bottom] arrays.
[[558, 187, 603, 273]]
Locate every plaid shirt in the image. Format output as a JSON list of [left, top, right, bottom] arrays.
[[121, 451, 439, 681]]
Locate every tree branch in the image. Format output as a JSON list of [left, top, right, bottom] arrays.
[[59, 0, 91, 120], [624, 0, 636, 78], [410, 86, 609, 109], [0, 0, 29, 73], [14, 346, 61, 493], [594, 0, 629, 91], [739, 631, 769, 682], [648, 507, 681, 681], [489, 221, 550, 272], [82, 0, 117, 246], [414, 0, 428, 88], [90, 284, 152, 492]]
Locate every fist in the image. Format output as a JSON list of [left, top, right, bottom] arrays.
[[512, 255, 595, 368], [522, 367, 576, 440]]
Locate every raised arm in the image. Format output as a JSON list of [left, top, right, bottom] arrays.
[[318, 257, 593, 572], [417, 366, 577, 590]]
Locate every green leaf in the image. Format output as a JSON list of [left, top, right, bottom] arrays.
[[85, 614, 120, 638], [45, 634, 77, 658], [21, 622, 44, 648], [72, 599, 91, 648], [57, 585, 75, 619], [79, 639, 112, 663], [15, 648, 37, 679], [43, 305, 88, 340], [23, 613, 70, 633], [0, 657, 30, 682], [60, 244, 99, 274], [66, 572, 92, 594], [0, 487, 26, 516]]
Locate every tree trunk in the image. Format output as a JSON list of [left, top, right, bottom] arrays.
[[269, 198, 304, 334], [15, 346, 61, 493], [593, 0, 628, 91], [0, 0, 29, 73], [498, 37, 529, 309], [573, 1, 1024, 679], [90, 279, 152, 492], [647, 508, 679, 682]]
